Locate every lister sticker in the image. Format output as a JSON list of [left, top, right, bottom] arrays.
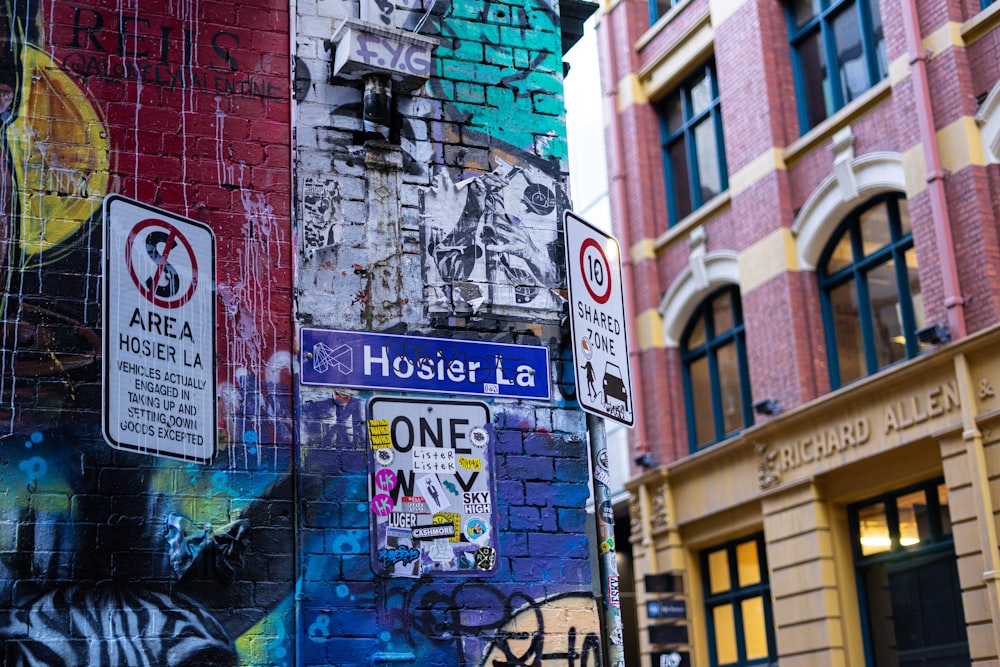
[[412, 447, 456, 473], [367, 397, 497, 577]]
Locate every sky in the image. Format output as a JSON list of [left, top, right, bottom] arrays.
[[564, 15, 613, 233], [563, 17, 633, 494]]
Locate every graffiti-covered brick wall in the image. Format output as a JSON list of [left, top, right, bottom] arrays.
[[0, 0, 296, 663], [0, 0, 600, 662], [293, 0, 603, 664]]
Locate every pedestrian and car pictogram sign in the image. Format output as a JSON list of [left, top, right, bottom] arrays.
[[563, 211, 634, 426], [103, 195, 217, 463]]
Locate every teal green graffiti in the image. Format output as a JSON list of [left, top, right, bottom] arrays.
[[436, 0, 568, 159]]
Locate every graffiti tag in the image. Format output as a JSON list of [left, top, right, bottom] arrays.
[[377, 545, 421, 569], [354, 33, 431, 77]]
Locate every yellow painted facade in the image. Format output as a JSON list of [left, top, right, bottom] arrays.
[[627, 326, 1000, 665]]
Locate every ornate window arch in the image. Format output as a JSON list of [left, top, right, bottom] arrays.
[[659, 247, 740, 348], [793, 150, 907, 270], [816, 192, 925, 389]]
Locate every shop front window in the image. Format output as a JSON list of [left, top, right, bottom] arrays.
[[849, 479, 969, 667], [701, 533, 776, 666]]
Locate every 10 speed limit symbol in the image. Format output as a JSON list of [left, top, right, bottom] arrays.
[[580, 237, 612, 305], [563, 211, 634, 427]]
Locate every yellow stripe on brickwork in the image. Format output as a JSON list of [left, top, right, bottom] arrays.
[[617, 74, 648, 113], [629, 238, 656, 266], [709, 0, 750, 26], [601, 0, 622, 14], [901, 144, 928, 199], [729, 148, 787, 198], [635, 309, 665, 351], [938, 116, 986, 172], [923, 22, 964, 58], [888, 54, 910, 87], [737, 228, 799, 293], [900, 117, 984, 198]]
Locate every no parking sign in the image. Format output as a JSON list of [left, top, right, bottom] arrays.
[[102, 195, 217, 462], [563, 211, 634, 427]]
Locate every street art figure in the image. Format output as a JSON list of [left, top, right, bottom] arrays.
[[582, 360, 596, 400], [302, 178, 342, 255], [422, 157, 566, 319]]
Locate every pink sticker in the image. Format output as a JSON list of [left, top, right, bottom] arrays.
[[375, 468, 397, 492], [371, 493, 395, 516]]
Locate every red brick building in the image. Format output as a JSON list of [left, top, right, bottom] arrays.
[[596, 0, 1000, 665]]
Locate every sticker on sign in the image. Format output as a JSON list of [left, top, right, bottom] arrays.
[[102, 195, 217, 463], [563, 211, 634, 427]]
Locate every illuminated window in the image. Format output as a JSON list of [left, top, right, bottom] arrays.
[[850, 479, 952, 557], [818, 193, 926, 390], [850, 479, 968, 666], [681, 286, 752, 451], [786, 0, 887, 133], [702, 534, 776, 666]]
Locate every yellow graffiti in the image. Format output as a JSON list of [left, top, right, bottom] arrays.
[[458, 456, 482, 471], [7, 43, 110, 265], [368, 419, 393, 449]]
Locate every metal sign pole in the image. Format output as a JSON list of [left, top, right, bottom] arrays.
[[588, 412, 625, 667]]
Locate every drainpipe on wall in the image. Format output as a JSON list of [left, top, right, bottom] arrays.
[[363, 74, 393, 140], [900, 0, 966, 339], [597, 5, 651, 472]]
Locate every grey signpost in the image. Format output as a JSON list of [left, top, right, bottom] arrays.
[[564, 210, 633, 667]]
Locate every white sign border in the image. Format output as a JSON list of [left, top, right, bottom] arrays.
[[563, 210, 635, 427], [102, 194, 218, 463]]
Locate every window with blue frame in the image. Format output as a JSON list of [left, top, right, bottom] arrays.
[[655, 60, 728, 228], [849, 479, 970, 667], [786, 0, 887, 133], [649, 0, 680, 24], [984, 0, 996, 8], [681, 285, 752, 451], [701, 534, 777, 666], [818, 193, 927, 391]]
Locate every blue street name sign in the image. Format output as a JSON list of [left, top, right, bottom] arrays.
[[300, 328, 551, 401]]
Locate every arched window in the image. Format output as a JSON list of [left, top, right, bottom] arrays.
[[681, 285, 752, 451], [818, 193, 926, 389]]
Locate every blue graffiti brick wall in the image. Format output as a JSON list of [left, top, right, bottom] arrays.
[[0, 0, 599, 662], [0, 0, 296, 662], [293, 0, 603, 664]]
